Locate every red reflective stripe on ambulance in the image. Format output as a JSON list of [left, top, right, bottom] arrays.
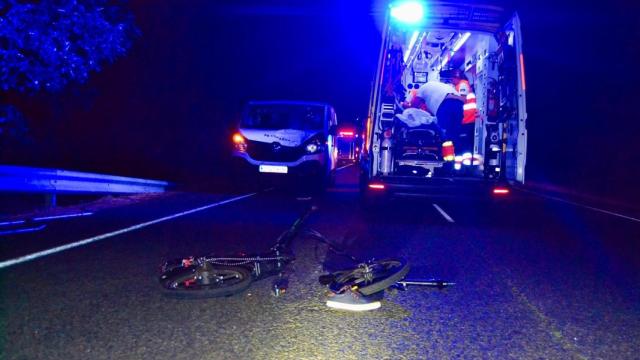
[[520, 54, 526, 91]]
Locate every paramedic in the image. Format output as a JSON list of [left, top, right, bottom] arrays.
[[413, 81, 465, 140], [452, 70, 478, 153], [452, 70, 478, 123]]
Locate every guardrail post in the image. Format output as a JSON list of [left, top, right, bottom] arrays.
[[45, 192, 57, 208]]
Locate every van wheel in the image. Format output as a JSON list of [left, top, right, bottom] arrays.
[[230, 165, 250, 192], [326, 170, 336, 188]]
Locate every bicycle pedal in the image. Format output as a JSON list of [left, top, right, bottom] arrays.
[[272, 278, 289, 297]]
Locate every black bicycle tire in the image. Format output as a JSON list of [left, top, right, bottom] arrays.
[[332, 259, 405, 286], [334, 259, 409, 296], [358, 259, 410, 295], [161, 266, 252, 299]]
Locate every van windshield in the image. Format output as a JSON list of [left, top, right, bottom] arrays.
[[242, 104, 325, 131]]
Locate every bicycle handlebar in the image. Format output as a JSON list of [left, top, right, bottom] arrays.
[[273, 205, 317, 251]]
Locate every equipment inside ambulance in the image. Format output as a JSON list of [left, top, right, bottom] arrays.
[[360, 1, 527, 198]]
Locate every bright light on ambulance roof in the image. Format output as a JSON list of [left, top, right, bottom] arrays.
[[390, 1, 425, 25]]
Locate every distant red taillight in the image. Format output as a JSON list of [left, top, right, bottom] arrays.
[[493, 187, 510, 195], [369, 183, 385, 190]]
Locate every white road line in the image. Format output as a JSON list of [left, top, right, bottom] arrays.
[[0, 192, 257, 270], [433, 203, 455, 223], [517, 188, 640, 224], [34, 212, 94, 222], [335, 163, 354, 171], [0, 220, 26, 227], [0, 225, 47, 236], [0, 212, 93, 227]]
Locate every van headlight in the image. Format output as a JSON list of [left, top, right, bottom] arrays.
[[306, 143, 319, 153]]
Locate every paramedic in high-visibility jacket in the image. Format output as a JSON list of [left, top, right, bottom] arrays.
[[452, 70, 478, 153], [453, 78, 478, 124]]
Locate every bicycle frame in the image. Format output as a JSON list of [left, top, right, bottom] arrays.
[[160, 206, 314, 283], [197, 251, 294, 280]]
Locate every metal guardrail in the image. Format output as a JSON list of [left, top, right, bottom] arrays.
[[0, 165, 170, 194]]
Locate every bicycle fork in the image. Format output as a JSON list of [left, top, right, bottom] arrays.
[[393, 279, 456, 291]]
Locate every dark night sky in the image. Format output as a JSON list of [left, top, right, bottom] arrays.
[[6, 0, 640, 202]]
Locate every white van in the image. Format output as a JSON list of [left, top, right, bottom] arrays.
[[231, 101, 338, 188], [361, 1, 527, 199]]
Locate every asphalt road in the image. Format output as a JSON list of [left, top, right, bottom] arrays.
[[1, 165, 639, 359]]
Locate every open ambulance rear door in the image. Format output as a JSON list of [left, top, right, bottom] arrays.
[[504, 12, 528, 183]]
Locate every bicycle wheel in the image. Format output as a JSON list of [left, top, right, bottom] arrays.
[[331, 259, 410, 296], [160, 263, 252, 299]]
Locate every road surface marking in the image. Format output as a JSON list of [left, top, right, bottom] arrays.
[[33, 212, 94, 221], [335, 163, 354, 171], [509, 285, 588, 359], [469, 235, 589, 360], [0, 225, 47, 236], [0, 220, 26, 227], [432, 203, 455, 223], [518, 188, 640, 224], [0, 193, 257, 270], [0, 212, 93, 228]]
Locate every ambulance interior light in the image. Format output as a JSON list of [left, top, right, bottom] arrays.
[[453, 32, 471, 52], [404, 31, 420, 62], [440, 32, 471, 70]]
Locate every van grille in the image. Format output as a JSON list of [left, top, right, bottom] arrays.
[[246, 140, 305, 162]]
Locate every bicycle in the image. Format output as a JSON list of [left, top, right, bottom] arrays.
[[308, 229, 454, 310], [158, 206, 313, 299], [158, 207, 450, 306]]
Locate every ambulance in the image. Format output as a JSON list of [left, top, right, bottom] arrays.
[[360, 1, 527, 200]]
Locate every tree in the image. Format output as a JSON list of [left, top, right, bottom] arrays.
[[0, 103, 32, 162], [0, 0, 138, 93]]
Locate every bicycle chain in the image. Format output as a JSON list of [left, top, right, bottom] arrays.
[[201, 256, 286, 266]]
